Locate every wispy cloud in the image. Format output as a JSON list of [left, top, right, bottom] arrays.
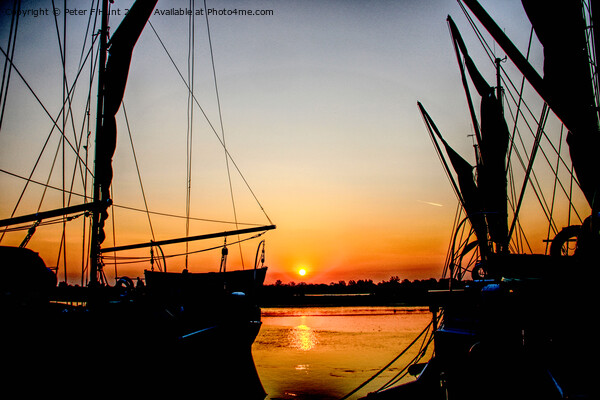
[[418, 200, 443, 207]]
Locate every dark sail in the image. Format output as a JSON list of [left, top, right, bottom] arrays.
[[440, 135, 489, 251], [521, 0, 600, 210], [449, 18, 509, 249], [95, 0, 158, 243], [419, 103, 489, 252]]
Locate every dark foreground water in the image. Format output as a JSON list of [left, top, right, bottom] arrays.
[[253, 306, 433, 400]]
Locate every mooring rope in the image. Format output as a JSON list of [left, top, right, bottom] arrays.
[[338, 320, 433, 400]]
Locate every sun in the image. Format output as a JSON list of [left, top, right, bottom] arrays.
[[298, 268, 307, 277]]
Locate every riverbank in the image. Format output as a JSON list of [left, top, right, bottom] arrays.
[[258, 277, 460, 307]]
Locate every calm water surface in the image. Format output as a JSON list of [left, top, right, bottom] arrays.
[[253, 306, 433, 400]]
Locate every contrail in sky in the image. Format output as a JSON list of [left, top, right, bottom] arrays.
[[418, 200, 443, 207]]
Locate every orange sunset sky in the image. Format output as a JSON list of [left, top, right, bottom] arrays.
[[0, 0, 588, 285]]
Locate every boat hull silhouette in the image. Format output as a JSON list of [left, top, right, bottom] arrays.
[[1, 246, 267, 398]]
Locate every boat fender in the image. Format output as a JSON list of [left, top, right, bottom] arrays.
[[116, 276, 134, 298], [231, 291, 246, 297]]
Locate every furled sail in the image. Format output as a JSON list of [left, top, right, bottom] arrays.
[[448, 18, 509, 250], [95, 0, 158, 243], [441, 135, 489, 253], [521, 0, 600, 211], [419, 103, 489, 253]]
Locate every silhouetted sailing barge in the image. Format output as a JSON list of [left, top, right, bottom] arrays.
[[0, 0, 274, 396], [362, 1, 598, 399]]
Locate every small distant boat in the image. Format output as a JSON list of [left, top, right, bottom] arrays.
[[363, 1, 597, 399], [0, 0, 274, 397]]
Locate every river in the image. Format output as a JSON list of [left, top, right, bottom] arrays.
[[253, 306, 434, 400]]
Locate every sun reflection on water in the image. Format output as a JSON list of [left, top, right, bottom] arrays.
[[255, 307, 434, 399], [289, 324, 318, 351]]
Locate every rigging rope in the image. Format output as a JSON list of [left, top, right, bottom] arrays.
[[102, 230, 267, 267], [51, 0, 95, 210], [110, 185, 117, 277], [456, 2, 587, 252], [503, 92, 583, 226], [147, 21, 274, 226], [0, 0, 20, 133], [0, 168, 265, 227], [185, 0, 195, 268], [442, 202, 463, 279], [122, 103, 157, 243], [0, 40, 97, 240], [377, 326, 435, 391], [582, 1, 600, 112], [508, 103, 551, 242], [203, 0, 245, 268], [2, 213, 86, 233], [110, 102, 160, 272], [338, 320, 434, 400], [546, 124, 565, 253]]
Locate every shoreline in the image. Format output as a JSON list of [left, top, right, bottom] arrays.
[[257, 277, 458, 308], [258, 293, 430, 308]]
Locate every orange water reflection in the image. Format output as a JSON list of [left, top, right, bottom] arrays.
[[255, 307, 433, 399], [289, 323, 319, 351]]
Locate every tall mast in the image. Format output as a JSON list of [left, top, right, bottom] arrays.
[[495, 57, 503, 114], [460, 0, 547, 103], [90, 0, 109, 287]]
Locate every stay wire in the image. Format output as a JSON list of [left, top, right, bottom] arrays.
[[2, 0, 99, 252], [0, 0, 20, 133], [459, 3, 585, 241], [546, 124, 565, 253], [147, 20, 274, 226], [185, 0, 195, 268], [0, 167, 263, 227], [503, 90, 582, 226], [0, 41, 97, 238], [122, 103, 157, 243], [203, 0, 245, 268], [51, 0, 96, 205]]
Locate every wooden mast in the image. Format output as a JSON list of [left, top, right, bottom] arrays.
[[90, 0, 109, 287]]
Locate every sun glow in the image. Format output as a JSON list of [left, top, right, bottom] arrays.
[[298, 268, 307, 277]]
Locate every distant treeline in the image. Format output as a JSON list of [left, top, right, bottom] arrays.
[[258, 276, 465, 307]]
